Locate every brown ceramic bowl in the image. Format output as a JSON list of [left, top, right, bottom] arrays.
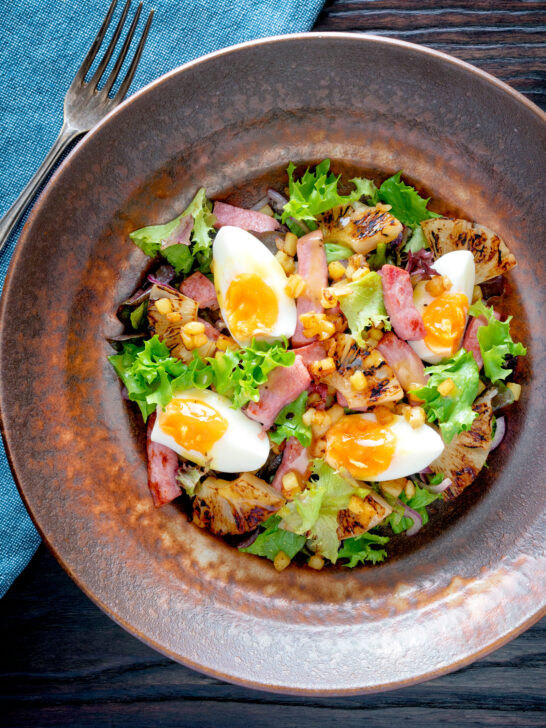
[[1, 34, 545, 694]]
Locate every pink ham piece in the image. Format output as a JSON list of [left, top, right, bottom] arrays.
[[213, 201, 280, 232], [246, 355, 311, 429], [377, 331, 428, 390], [179, 271, 218, 309], [271, 437, 310, 492], [146, 413, 180, 507], [292, 230, 328, 347], [463, 311, 500, 369], [381, 264, 426, 341], [308, 381, 329, 409], [291, 341, 327, 367]]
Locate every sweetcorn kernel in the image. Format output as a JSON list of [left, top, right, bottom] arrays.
[[216, 334, 237, 351], [310, 437, 327, 458], [275, 250, 296, 274], [351, 266, 370, 281], [349, 370, 367, 392], [193, 333, 208, 348], [308, 554, 325, 570], [300, 313, 336, 341], [273, 551, 291, 572], [507, 382, 522, 401], [183, 321, 205, 336], [166, 311, 182, 323], [328, 261, 346, 281], [284, 232, 298, 257], [404, 406, 426, 429], [404, 480, 416, 499], [321, 287, 338, 309], [326, 404, 344, 425], [309, 357, 336, 379], [155, 297, 173, 315], [425, 275, 449, 297], [285, 274, 307, 298], [368, 327, 384, 342], [282, 471, 302, 498], [437, 378, 455, 397], [380, 478, 407, 498], [374, 405, 395, 425]]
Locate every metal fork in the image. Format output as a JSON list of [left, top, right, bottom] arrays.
[[0, 0, 154, 254]]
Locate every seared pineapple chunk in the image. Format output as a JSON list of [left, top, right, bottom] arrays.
[[193, 473, 285, 535], [148, 283, 198, 350], [428, 392, 494, 499], [421, 218, 516, 284], [337, 491, 392, 540], [319, 204, 403, 255]]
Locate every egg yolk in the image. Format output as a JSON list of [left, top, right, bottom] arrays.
[[326, 415, 397, 480], [225, 273, 278, 341], [159, 398, 228, 455], [422, 292, 469, 355]]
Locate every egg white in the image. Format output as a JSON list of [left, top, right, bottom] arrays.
[[151, 388, 270, 472], [409, 250, 475, 364], [326, 413, 445, 481], [213, 226, 297, 347]]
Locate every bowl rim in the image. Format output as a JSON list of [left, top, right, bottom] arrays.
[[1, 31, 545, 696]]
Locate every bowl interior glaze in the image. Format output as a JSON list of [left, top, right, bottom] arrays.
[[1, 34, 545, 694]]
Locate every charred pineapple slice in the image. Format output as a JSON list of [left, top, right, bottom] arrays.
[[325, 338, 403, 409], [193, 473, 285, 535], [319, 203, 403, 255], [337, 491, 392, 540], [148, 283, 198, 350], [428, 392, 494, 499], [421, 218, 516, 284]]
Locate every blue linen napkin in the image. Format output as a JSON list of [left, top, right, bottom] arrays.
[[0, 0, 325, 597]]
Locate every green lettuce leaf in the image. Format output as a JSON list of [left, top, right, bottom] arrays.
[[403, 226, 427, 253], [282, 159, 378, 227], [411, 349, 480, 443], [384, 485, 441, 534], [109, 336, 295, 420], [279, 460, 359, 563], [269, 392, 312, 447], [337, 532, 390, 567], [240, 515, 306, 561], [378, 172, 440, 228], [469, 300, 527, 383], [129, 300, 148, 330], [324, 242, 354, 263], [129, 188, 216, 274], [337, 270, 390, 347], [367, 242, 389, 270]]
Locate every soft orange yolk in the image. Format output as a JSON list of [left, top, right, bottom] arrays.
[[225, 273, 278, 341], [422, 292, 468, 355], [326, 415, 397, 480], [160, 398, 228, 455]]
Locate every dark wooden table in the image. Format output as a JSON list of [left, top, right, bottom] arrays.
[[2, 2, 545, 726]]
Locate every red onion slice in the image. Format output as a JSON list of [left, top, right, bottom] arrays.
[[424, 477, 452, 494], [398, 500, 423, 536], [490, 415, 506, 451]]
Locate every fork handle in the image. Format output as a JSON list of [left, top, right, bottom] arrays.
[[0, 122, 82, 255]]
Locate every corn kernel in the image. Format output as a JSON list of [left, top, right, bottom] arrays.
[[407, 382, 425, 405], [181, 331, 194, 349], [183, 321, 206, 336], [310, 437, 327, 458], [311, 412, 331, 439], [273, 550, 291, 572], [275, 250, 295, 274], [300, 313, 336, 341], [302, 408, 316, 427], [193, 333, 208, 348], [166, 311, 182, 323], [472, 285, 483, 303], [309, 357, 336, 379], [345, 264, 356, 279], [380, 478, 407, 498], [351, 266, 370, 281], [368, 327, 384, 342], [326, 404, 344, 425], [282, 471, 302, 498], [404, 406, 426, 429], [307, 392, 322, 406], [328, 261, 346, 281], [348, 495, 366, 515], [348, 254, 365, 268], [349, 370, 367, 392], [404, 480, 416, 499], [374, 405, 395, 425], [507, 382, 521, 401], [321, 287, 338, 309], [284, 232, 298, 257], [285, 273, 307, 298], [425, 275, 449, 297], [308, 554, 325, 570], [216, 334, 236, 351], [155, 297, 173, 315], [437, 378, 455, 397]]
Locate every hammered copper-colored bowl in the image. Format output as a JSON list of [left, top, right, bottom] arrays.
[[1, 34, 545, 694]]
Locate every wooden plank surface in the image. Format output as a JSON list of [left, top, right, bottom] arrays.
[[1, 2, 545, 726]]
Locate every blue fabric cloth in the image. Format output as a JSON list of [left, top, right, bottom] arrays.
[[0, 0, 324, 597]]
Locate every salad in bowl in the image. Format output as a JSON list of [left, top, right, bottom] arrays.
[[109, 160, 526, 571]]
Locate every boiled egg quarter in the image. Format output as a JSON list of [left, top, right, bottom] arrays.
[[213, 226, 297, 347], [409, 250, 475, 364], [151, 388, 269, 472], [325, 412, 444, 482]]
